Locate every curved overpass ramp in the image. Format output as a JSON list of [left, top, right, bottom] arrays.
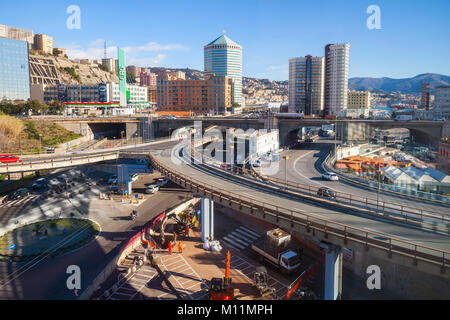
[[150, 143, 450, 285]]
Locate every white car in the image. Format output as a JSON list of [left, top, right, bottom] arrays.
[[252, 160, 261, 167], [145, 185, 159, 194], [322, 172, 339, 181]]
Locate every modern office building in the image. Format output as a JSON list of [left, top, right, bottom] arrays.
[[324, 43, 351, 116], [204, 35, 242, 107], [288, 55, 325, 115], [434, 85, 450, 118], [34, 34, 53, 54], [0, 38, 31, 101], [157, 75, 233, 115], [0, 24, 34, 47], [34, 82, 148, 115]]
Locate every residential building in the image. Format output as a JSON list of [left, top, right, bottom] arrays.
[[348, 90, 371, 109], [34, 33, 53, 54], [0, 38, 30, 101], [204, 35, 242, 107], [157, 75, 233, 115], [324, 43, 351, 116], [288, 55, 325, 115], [53, 48, 67, 57], [102, 58, 118, 74], [140, 72, 157, 87], [0, 24, 34, 47], [434, 85, 450, 118], [126, 66, 142, 78]]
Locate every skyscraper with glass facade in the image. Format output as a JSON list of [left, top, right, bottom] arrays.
[[289, 55, 325, 115], [0, 37, 30, 101], [204, 35, 242, 108]]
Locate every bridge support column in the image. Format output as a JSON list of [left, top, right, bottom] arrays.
[[201, 198, 214, 242], [321, 242, 343, 300]]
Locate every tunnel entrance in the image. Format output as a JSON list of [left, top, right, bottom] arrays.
[[88, 123, 127, 140]]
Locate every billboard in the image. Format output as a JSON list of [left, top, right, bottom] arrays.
[[117, 47, 127, 107]]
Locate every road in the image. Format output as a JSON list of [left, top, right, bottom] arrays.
[[151, 143, 450, 258], [0, 139, 191, 300], [270, 139, 449, 215]]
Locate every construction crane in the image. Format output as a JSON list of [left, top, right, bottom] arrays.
[[209, 251, 235, 300]]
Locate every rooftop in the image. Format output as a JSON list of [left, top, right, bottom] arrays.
[[205, 35, 241, 47]]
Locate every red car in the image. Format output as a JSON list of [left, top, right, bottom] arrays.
[[0, 154, 22, 164]]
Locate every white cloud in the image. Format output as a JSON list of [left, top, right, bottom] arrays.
[[63, 38, 186, 67]]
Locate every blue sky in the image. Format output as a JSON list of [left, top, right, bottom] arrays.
[[1, 0, 449, 80]]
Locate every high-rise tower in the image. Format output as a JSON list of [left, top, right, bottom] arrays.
[[289, 55, 325, 115], [204, 35, 242, 108], [324, 43, 350, 116]]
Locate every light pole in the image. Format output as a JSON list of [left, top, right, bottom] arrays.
[[39, 134, 43, 153], [134, 133, 138, 153], [283, 156, 289, 189], [377, 160, 381, 211]]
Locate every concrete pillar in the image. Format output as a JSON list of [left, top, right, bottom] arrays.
[[201, 198, 214, 242], [321, 242, 343, 300]]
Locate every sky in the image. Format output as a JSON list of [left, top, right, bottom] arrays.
[[0, 0, 449, 81]]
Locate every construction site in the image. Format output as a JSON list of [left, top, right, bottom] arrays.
[[91, 194, 391, 301]]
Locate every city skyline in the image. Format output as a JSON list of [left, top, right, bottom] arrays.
[[0, 0, 449, 81]]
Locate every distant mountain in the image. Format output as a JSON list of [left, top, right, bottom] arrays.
[[349, 73, 450, 94]]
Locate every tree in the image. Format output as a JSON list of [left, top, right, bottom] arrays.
[[126, 72, 136, 84], [48, 101, 66, 114]]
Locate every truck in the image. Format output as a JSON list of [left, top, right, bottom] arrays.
[[251, 228, 302, 274]]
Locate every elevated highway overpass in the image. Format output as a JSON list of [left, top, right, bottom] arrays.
[[149, 141, 450, 299]]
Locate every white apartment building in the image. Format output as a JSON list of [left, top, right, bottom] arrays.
[[434, 85, 450, 119], [289, 56, 325, 115], [325, 43, 351, 116]]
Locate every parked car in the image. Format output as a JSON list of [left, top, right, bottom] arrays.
[[32, 178, 48, 190], [145, 185, 159, 194], [322, 172, 339, 181], [0, 154, 22, 164], [317, 187, 337, 199], [8, 188, 30, 200], [108, 175, 118, 185]]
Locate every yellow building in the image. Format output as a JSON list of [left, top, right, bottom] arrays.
[[34, 34, 53, 54], [348, 90, 371, 109]]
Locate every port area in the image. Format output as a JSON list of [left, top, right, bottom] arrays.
[[95, 203, 395, 300]]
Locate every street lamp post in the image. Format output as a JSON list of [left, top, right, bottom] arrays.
[[135, 133, 138, 153], [377, 161, 381, 211], [283, 156, 289, 189]]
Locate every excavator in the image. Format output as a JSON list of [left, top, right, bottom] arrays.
[[209, 251, 235, 300]]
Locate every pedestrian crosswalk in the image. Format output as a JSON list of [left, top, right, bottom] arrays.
[[221, 226, 262, 251], [0, 196, 39, 209], [108, 264, 159, 300]]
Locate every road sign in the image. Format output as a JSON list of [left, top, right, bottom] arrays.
[[9, 244, 15, 250]]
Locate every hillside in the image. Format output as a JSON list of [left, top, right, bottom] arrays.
[[349, 73, 450, 94]]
